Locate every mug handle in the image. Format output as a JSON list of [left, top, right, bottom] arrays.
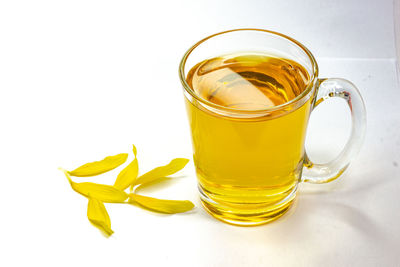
[[302, 78, 367, 183]]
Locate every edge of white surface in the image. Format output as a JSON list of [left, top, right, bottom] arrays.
[[395, 0, 400, 83]]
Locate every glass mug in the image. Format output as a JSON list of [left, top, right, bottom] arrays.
[[179, 29, 366, 226]]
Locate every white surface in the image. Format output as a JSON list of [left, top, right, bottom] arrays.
[[395, 0, 400, 79], [0, 0, 399, 266]]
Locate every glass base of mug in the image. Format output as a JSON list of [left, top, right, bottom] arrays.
[[199, 185, 297, 226]]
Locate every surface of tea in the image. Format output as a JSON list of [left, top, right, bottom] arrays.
[[185, 52, 312, 225], [187, 53, 309, 110]]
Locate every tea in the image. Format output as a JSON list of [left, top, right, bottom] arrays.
[[187, 53, 309, 110], [185, 53, 313, 224]]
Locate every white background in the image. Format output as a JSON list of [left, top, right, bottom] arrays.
[[0, 0, 399, 266]]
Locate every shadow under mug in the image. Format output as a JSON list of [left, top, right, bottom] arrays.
[[179, 29, 366, 226]]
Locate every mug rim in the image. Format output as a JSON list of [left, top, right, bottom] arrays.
[[179, 28, 319, 114]]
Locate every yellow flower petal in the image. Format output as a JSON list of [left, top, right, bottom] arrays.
[[61, 169, 128, 203], [114, 145, 139, 190], [69, 153, 128, 177], [132, 144, 137, 157], [128, 193, 194, 214], [87, 196, 113, 236], [131, 158, 189, 188]]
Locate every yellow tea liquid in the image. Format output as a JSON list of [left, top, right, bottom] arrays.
[[185, 53, 313, 225]]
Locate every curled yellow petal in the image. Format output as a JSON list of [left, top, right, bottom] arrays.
[[113, 145, 139, 190], [69, 153, 128, 177], [61, 169, 128, 203], [131, 158, 189, 188], [128, 193, 194, 214], [113, 159, 139, 190], [87, 196, 113, 236], [131, 144, 137, 157]]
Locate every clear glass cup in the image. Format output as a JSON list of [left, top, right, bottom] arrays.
[[179, 29, 366, 226]]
